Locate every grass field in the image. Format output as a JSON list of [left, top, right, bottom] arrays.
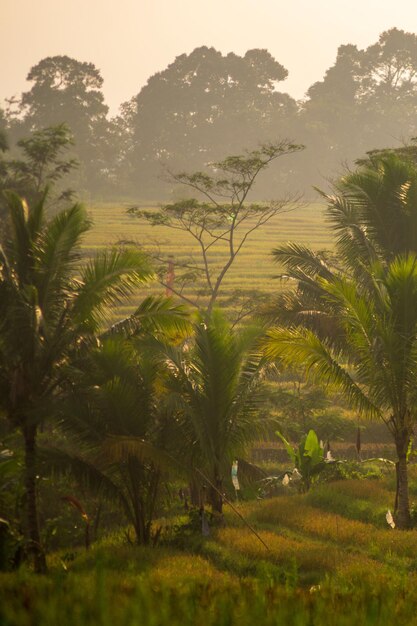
[[83, 202, 331, 320], [3, 473, 417, 626]]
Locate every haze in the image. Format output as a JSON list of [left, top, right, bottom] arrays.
[[3, 0, 417, 113]]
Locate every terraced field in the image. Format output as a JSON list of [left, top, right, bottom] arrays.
[[3, 474, 417, 625], [83, 202, 330, 320]]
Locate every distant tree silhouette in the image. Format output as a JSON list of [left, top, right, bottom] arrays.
[[19, 56, 112, 193], [121, 47, 298, 198], [300, 28, 417, 192]]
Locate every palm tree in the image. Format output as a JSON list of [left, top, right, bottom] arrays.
[[163, 312, 268, 514], [265, 256, 417, 528], [0, 192, 153, 571], [50, 335, 179, 545], [264, 154, 417, 529], [268, 154, 417, 329]]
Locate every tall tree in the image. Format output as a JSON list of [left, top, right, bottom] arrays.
[[300, 28, 417, 192], [129, 141, 304, 317], [121, 47, 298, 198], [0, 191, 152, 571], [0, 108, 8, 154], [264, 154, 417, 529], [19, 56, 111, 192]]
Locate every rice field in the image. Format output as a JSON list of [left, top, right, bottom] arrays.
[[82, 202, 331, 320], [3, 474, 417, 626]]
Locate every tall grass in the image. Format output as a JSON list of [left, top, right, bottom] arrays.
[[249, 495, 417, 560], [5, 476, 417, 625], [2, 564, 417, 626]]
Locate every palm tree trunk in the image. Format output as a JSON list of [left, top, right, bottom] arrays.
[[189, 478, 201, 507], [135, 508, 146, 544], [23, 424, 47, 573], [394, 432, 411, 530], [210, 476, 223, 515]]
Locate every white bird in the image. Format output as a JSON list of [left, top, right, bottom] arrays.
[[386, 510, 395, 529], [292, 468, 302, 481]]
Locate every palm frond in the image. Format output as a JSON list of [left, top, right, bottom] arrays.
[[100, 436, 178, 473], [36, 203, 91, 313], [264, 326, 380, 418], [272, 243, 334, 280], [102, 296, 191, 339], [73, 248, 154, 330]]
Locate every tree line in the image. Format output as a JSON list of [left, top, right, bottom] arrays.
[[2, 27, 417, 199]]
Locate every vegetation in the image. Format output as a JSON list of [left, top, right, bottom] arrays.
[[0, 124, 77, 238], [128, 140, 303, 317], [264, 154, 417, 528], [3, 28, 417, 200], [5, 28, 417, 623], [276, 429, 327, 492], [161, 312, 268, 513], [84, 200, 329, 321], [0, 190, 153, 570], [2, 476, 417, 625]]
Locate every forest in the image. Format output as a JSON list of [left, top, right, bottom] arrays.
[[3, 24, 417, 626], [2, 28, 417, 199]]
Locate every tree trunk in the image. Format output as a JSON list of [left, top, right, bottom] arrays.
[[189, 478, 200, 507], [210, 476, 223, 515], [133, 493, 147, 545], [23, 424, 47, 573], [394, 432, 411, 530]]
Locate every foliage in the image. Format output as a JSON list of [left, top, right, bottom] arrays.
[[318, 460, 386, 483], [265, 155, 417, 529], [0, 125, 77, 238], [51, 335, 182, 545], [120, 46, 297, 197], [263, 375, 355, 442], [161, 311, 269, 512], [5, 29, 417, 198], [19, 56, 111, 192], [276, 429, 327, 492], [0, 191, 153, 570]]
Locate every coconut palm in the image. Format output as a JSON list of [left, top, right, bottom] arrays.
[[265, 255, 417, 528], [162, 312, 268, 514], [49, 335, 180, 545], [268, 154, 417, 330], [264, 154, 417, 529], [0, 191, 153, 571]]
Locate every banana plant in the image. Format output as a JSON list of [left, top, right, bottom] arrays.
[[277, 429, 326, 492]]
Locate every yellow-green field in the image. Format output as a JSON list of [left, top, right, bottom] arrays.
[[3, 474, 417, 625], [83, 202, 331, 319]]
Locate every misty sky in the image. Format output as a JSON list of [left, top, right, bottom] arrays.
[[3, 0, 417, 115]]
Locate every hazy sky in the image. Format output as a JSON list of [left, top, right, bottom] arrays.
[[3, 0, 417, 115]]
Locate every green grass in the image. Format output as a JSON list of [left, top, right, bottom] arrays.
[[4, 566, 417, 626], [4, 473, 417, 625], [82, 202, 330, 319]]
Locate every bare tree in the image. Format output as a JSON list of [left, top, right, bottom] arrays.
[[129, 140, 304, 317]]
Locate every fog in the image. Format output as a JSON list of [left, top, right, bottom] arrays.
[[3, 0, 417, 113]]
